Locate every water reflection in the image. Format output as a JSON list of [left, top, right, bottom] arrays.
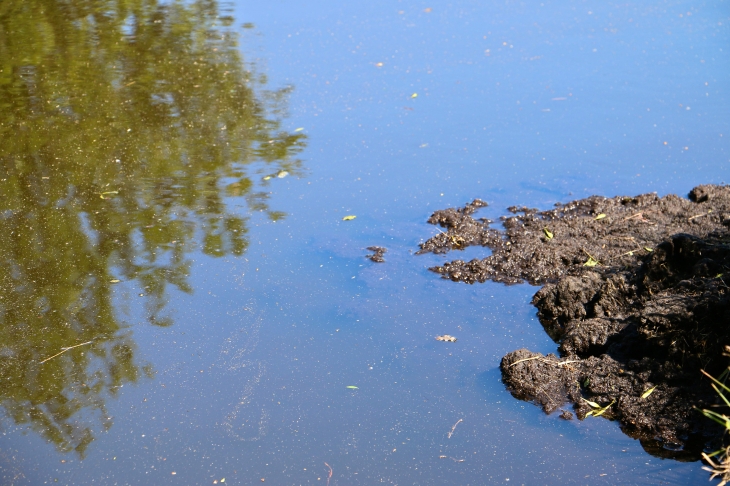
[[0, 0, 305, 456]]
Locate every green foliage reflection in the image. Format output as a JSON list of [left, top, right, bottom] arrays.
[[0, 0, 305, 456]]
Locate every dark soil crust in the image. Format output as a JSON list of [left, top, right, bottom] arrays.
[[418, 184, 730, 458]]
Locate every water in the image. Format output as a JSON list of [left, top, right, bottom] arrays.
[[0, 0, 728, 484]]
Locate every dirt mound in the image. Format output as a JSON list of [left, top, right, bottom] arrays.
[[419, 185, 730, 457], [418, 184, 730, 286]]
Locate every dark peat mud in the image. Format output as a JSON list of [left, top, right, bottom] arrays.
[[419, 184, 730, 458]]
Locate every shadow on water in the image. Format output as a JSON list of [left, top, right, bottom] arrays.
[[0, 0, 305, 457]]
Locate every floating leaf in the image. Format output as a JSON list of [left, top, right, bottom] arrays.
[[277, 171, 289, 178], [263, 176, 271, 181], [584, 256, 599, 267], [644, 247, 653, 252], [109, 279, 120, 283], [411, 93, 418, 98], [346, 386, 359, 389], [435, 335, 457, 342], [99, 190, 118, 199], [595, 213, 606, 220], [543, 227, 553, 240], [342, 215, 356, 221], [641, 386, 657, 399], [294, 127, 304, 132]]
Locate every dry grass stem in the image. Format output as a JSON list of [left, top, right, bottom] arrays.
[[39, 341, 93, 364], [447, 419, 463, 439]]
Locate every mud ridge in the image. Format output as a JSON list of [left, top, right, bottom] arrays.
[[419, 184, 730, 458]]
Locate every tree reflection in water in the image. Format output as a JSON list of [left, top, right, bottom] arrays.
[[0, 0, 305, 457]]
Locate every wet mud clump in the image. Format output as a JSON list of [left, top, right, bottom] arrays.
[[419, 184, 730, 457], [366, 246, 387, 263]]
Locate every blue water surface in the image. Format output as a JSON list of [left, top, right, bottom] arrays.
[[3, 0, 729, 484]]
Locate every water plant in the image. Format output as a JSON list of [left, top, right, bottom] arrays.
[[699, 350, 730, 486]]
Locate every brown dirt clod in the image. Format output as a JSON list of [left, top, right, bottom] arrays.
[[420, 184, 730, 458]]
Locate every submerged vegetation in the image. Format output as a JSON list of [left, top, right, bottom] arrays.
[[0, 0, 305, 456]]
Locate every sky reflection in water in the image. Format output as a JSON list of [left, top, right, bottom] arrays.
[[1, 0, 728, 484]]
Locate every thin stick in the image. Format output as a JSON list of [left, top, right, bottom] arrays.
[[447, 419, 463, 439], [324, 462, 332, 486], [622, 211, 648, 222], [616, 246, 658, 258], [39, 341, 93, 364], [688, 212, 711, 221], [508, 356, 542, 367], [508, 356, 581, 368], [555, 359, 582, 366]]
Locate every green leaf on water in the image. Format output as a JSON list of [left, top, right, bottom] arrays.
[[342, 215, 356, 221], [641, 386, 657, 399], [584, 256, 599, 267], [595, 213, 606, 220], [543, 227, 553, 240], [346, 386, 359, 389]]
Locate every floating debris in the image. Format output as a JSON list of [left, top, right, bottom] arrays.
[[366, 246, 387, 262], [435, 335, 457, 342]]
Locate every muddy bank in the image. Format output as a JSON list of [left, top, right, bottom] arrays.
[[419, 184, 730, 457]]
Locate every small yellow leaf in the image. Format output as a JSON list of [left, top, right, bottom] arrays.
[[595, 213, 606, 220], [263, 176, 271, 180], [109, 279, 121, 283], [641, 386, 656, 399], [294, 127, 304, 132], [346, 386, 359, 389], [277, 171, 289, 178], [584, 256, 599, 267], [342, 215, 356, 221], [592, 401, 615, 417], [644, 247, 653, 252], [581, 398, 600, 409], [411, 93, 418, 98], [543, 227, 553, 240]]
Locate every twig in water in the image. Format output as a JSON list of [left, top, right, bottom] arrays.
[[447, 418, 463, 439], [39, 341, 93, 364], [324, 462, 333, 486]]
